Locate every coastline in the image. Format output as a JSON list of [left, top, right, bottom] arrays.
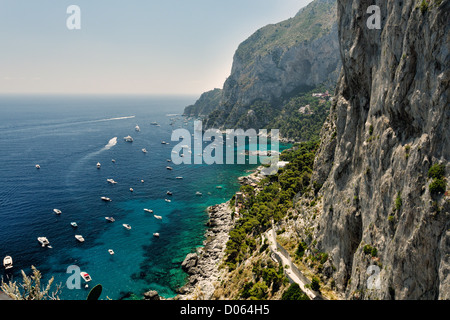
[[174, 166, 265, 300]]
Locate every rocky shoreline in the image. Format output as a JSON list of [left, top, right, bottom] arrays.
[[175, 201, 235, 300]]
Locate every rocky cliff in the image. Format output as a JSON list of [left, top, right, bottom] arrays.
[[303, 0, 449, 299], [183, 88, 222, 117], [186, 0, 341, 129]]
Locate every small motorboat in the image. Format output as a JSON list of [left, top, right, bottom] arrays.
[[107, 179, 117, 184], [123, 224, 131, 230], [130, 188, 134, 192], [105, 217, 115, 222], [124, 136, 134, 142], [150, 122, 158, 126], [80, 272, 92, 283], [71, 222, 78, 228], [153, 233, 160, 238], [154, 215, 162, 220], [142, 148, 147, 153], [161, 141, 166, 144], [167, 159, 172, 162], [135, 125, 140, 132], [165, 199, 171, 203], [97, 162, 101, 169], [141, 179, 144, 183], [37, 237, 50, 247], [176, 176, 183, 179], [101, 197, 112, 202], [112, 159, 116, 163], [53, 209, 62, 215], [166, 167, 173, 170], [75, 235, 85, 243], [3, 256, 13, 270], [108, 249, 115, 255], [196, 192, 202, 196], [166, 191, 173, 196], [144, 209, 153, 213], [35, 164, 40, 169]]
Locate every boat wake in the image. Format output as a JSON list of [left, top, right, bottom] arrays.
[[103, 137, 118, 151], [91, 116, 135, 123]]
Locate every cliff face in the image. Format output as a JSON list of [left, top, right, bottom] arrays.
[[189, 0, 341, 129], [307, 0, 449, 299], [183, 88, 222, 117]]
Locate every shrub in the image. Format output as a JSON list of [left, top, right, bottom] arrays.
[[429, 178, 446, 195], [394, 192, 402, 212], [310, 277, 321, 292], [281, 283, 309, 300], [428, 164, 445, 180]]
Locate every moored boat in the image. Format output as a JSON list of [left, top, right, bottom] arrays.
[[3, 256, 13, 270]]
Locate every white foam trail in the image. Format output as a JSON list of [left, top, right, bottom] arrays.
[[91, 116, 136, 123], [104, 137, 118, 150]]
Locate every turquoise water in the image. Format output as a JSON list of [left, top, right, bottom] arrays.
[[0, 95, 289, 300]]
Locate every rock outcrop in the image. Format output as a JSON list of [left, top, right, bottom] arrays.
[[185, 0, 341, 129], [177, 202, 234, 300], [303, 0, 449, 299]]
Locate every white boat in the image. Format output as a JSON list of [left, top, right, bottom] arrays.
[[101, 197, 112, 202], [112, 159, 116, 163], [166, 191, 173, 196], [165, 199, 171, 203], [107, 179, 117, 184], [130, 188, 134, 192], [105, 217, 115, 222], [71, 222, 78, 228], [3, 256, 13, 270], [144, 209, 153, 213], [80, 272, 92, 283], [196, 192, 202, 196], [166, 167, 173, 170], [124, 136, 134, 142], [97, 162, 101, 169], [135, 125, 140, 132], [141, 179, 144, 183], [35, 164, 40, 169], [37, 237, 50, 247], [53, 209, 62, 215], [153, 233, 160, 237], [176, 177, 183, 179], [108, 249, 115, 255], [123, 224, 131, 230], [167, 159, 172, 162], [75, 235, 85, 243], [142, 148, 147, 153], [154, 215, 162, 220]]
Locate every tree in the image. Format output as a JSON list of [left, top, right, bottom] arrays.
[[1, 266, 61, 300]]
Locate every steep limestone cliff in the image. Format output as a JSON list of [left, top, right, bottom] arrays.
[[186, 0, 341, 129], [305, 0, 449, 299]]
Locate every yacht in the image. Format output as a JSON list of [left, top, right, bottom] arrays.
[[144, 209, 153, 213], [3, 256, 13, 270], [135, 125, 140, 132], [107, 179, 117, 184], [108, 249, 115, 255], [35, 164, 40, 169], [75, 235, 85, 243], [154, 215, 162, 220], [123, 224, 132, 230], [71, 222, 78, 228], [37, 237, 50, 247], [53, 209, 62, 215], [97, 162, 101, 169], [105, 217, 115, 222], [124, 136, 134, 142], [153, 233, 160, 238], [101, 197, 112, 202], [80, 272, 92, 283]]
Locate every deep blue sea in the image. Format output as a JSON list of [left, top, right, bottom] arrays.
[[0, 95, 289, 300]]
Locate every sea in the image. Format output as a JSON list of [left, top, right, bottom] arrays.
[[0, 95, 289, 300]]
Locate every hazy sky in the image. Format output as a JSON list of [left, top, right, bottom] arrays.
[[0, 0, 313, 95]]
